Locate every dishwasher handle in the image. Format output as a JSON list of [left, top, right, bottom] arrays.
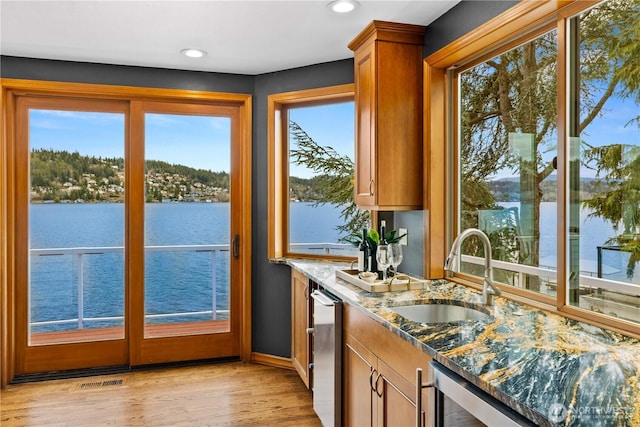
[[415, 368, 434, 427], [311, 289, 338, 306]]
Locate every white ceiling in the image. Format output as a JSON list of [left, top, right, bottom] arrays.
[[0, 0, 459, 75]]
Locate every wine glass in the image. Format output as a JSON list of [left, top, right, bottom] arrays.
[[389, 243, 403, 276], [376, 244, 391, 282]]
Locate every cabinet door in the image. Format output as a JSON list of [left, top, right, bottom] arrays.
[[343, 335, 376, 427], [291, 269, 311, 388], [376, 358, 424, 427], [353, 44, 376, 207], [350, 21, 425, 210]]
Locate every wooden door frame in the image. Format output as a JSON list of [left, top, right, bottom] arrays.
[[0, 79, 253, 387]]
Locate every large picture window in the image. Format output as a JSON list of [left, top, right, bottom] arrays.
[[435, 0, 640, 332]]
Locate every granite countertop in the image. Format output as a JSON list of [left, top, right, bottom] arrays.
[[286, 259, 640, 427]]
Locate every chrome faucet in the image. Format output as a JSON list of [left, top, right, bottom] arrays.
[[444, 228, 502, 306]]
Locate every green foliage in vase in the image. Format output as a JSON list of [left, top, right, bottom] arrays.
[[344, 228, 406, 249]]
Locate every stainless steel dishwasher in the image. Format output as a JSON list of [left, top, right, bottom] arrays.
[[310, 288, 342, 427], [430, 362, 536, 426]]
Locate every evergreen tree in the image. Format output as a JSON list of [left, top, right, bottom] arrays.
[[460, 0, 639, 288], [289, 121, 369, 241]]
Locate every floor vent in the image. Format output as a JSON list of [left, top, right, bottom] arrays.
[[11, 365, 130, 384], [102, 379, 124, 387], [80, 379, 124, 389]]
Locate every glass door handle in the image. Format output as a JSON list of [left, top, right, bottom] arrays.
[[232, 234, 240, 258]]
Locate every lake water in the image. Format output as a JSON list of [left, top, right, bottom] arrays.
[[31, 202, 349, 248], [28, 201, 632, 332], [29, 202, 348, 332], [499, 202, 610, 261]]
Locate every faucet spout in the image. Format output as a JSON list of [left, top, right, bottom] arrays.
[[444, 228, 501, 306]]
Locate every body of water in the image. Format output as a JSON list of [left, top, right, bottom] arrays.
[[500, 201, 636, 282], [29, 202, 348, 332], [28, 201, 633, 332]]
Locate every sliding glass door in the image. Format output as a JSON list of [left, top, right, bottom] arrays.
[[14, 95, 244, 374]]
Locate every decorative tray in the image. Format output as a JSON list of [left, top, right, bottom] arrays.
[[335, 269, 427, 293]]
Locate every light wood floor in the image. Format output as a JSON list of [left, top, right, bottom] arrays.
[[0, 362, 322, 427]]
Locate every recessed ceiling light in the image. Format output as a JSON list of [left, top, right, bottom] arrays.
[[180, 48, 207, 58], [328, 0, 360, 13]]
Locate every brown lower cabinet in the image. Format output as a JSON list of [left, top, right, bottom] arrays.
[[291, 269, 312, 388], [290, 270, 494, 426], [342, 303, 434, 427]]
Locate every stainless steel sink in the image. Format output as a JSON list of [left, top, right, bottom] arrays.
[[391, 303, 490, 323]]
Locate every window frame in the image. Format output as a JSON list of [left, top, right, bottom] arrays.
[[267, 84, 356, 260], [425, 0, 640, 336]]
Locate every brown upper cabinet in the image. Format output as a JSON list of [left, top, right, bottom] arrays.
[[349, 21, 426, 211]]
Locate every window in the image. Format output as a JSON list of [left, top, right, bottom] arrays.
[[568, 0, 640, 322], [457, 29, 559, 300], [28, 105, 127, 343], [268, 84, 363, 259], [428, 0, 640, 333]]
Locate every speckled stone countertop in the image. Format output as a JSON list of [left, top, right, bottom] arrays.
[[286, 259, 640, 427]]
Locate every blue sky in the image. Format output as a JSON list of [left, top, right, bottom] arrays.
[[487, 95, 640, 181], [29, 103, 354, 178], [580, 96, 640, 177], [30, 95, 634, 182], [288, 101, 354, 179], [30, 110, 126, 158], [145, 113, 230, 172], [29, 110, 231, 172]]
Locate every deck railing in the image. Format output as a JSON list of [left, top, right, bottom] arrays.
[[30, 242, 354, 331], [289, 242, 356, 255], [461, 254, 640, 297], [31, 244, 640, 331]]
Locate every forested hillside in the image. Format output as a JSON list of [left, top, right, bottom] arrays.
[[30, 149, 323, 203], [32, 150, 606, 204]]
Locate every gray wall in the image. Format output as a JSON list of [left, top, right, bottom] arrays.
[[252, 60, 354, 357], [423, 1, 519, 57], [0, 0, 519, 359], [0, 56, 253, 93]]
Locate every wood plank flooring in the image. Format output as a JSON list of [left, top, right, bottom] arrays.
[[0, 362, 322, 426]]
